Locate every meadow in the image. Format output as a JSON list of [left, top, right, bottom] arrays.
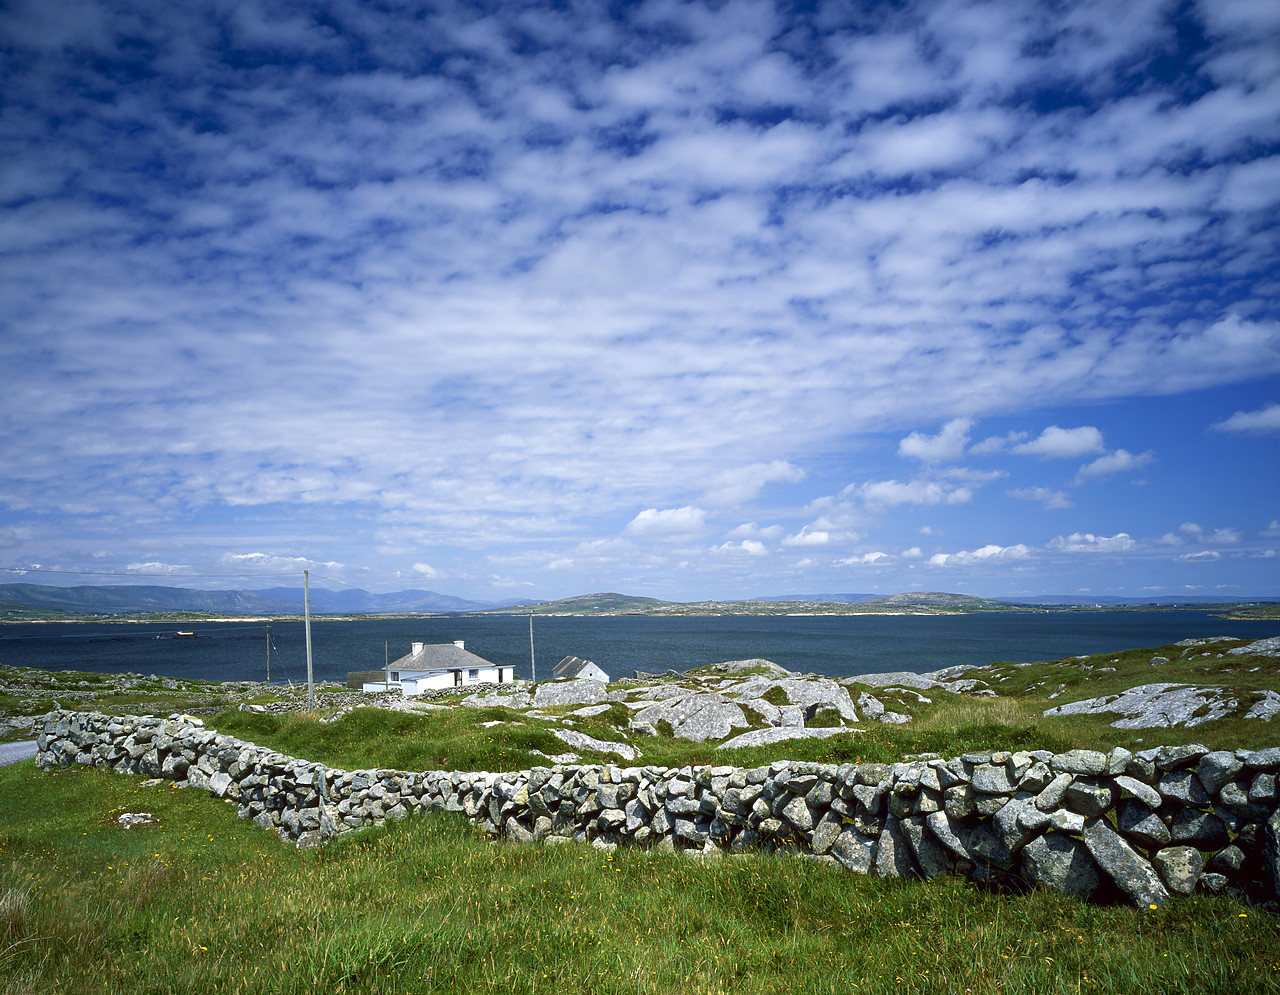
[[2, 638, 1279, 993]]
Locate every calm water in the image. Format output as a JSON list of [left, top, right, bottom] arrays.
[[1, 611, 1276, 685]]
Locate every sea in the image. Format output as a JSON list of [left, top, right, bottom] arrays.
[[0, 611, 1277, 686]]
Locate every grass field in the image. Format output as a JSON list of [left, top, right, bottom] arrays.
[[2, 637, 1279, 993], [1, 761, 1277, 995]]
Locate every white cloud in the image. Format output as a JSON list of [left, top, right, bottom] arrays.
[[783, 526, 831, 547], [625, 507, 707, 537], [1047, 532, 1136, 553], [728, 522, 783, 540], [929, 544, 1032, 566], [1075, 449, 1155, 481], [125, 561, 191, 575], [854, 479, 973, 508], [703, 461, 805, 506], [1264, 521, 1280, 538], [0, 0, 1276, 598], [970, 431, 1028, 455], [712, 539, 767, 557], [1178, 550, 1222, 562], [898, 417, 972, 463], [1013, 426, 1106, 459], [1212, 402, 1280, 434], [901, 547, 923, 559], [835, 551, 891, 566], [412, 562, 439, 578], [1009, 487, 1074, 510], [1208, 528, 1243, 544]]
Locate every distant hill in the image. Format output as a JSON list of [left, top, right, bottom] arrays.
[[750, 593, 878, 603], [246, 587, 532, 614], [852, 591, 1014, 610], [0, 584, 296, 616], [1000, 594, 1280, 606], [488, 592, 674, 614], [0, 583, 532, 617]]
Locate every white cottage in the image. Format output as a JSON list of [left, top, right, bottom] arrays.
[[363, 640, 515, 695]]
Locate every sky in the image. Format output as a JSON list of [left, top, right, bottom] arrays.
[[1, 0, 1278, 603]]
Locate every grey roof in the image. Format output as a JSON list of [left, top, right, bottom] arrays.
[[553, 655, 608, 680], [388, 643, 494, 672]]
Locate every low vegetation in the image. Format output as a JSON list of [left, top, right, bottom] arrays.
[[2, 761, 1277, 995], [2, 638, 1279, 992]]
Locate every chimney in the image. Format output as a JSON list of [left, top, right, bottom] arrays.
[[453, 640, 465, 649], [411, 642, 423, 656]]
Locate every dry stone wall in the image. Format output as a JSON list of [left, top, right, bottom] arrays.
[[36, 709, 1280, 908]]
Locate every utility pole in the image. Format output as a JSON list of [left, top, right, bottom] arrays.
[[265, 624, 271, 684], [304, 570, 314, 709], [528, 611, 536, 684]]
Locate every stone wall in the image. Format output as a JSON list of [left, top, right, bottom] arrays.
[[36, 709, 1280, 908]]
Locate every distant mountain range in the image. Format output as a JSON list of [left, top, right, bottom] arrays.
[[0, 583, 1275, 619], [756, 591, 1280, 607], [0, 583, 532, 616]]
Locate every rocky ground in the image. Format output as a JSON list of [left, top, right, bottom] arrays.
[[4, 635, 1279, 757]]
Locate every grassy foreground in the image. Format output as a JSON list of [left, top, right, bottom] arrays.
[[1, 761, 1277, 995]]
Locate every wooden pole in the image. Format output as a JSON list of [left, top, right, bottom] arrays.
[[528, 611, 536, 684], [265, 624, 271, 685], [304, 570, 314, 709]]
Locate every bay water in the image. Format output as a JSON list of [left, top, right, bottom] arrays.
[[1, 611, 1276, 686]]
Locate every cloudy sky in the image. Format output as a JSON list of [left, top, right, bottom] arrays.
[[1, 0, 1278, 602]]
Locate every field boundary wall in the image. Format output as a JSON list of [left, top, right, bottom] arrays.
[[36, 709, 1280, 908]]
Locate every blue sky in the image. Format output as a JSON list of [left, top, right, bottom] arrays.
[[1, 0, 1277, 602]]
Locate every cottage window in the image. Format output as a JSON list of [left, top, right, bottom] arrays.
[[468, 668, 479, 680], [390, 672, 399, 681]]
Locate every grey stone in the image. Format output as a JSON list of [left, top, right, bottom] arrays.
[[552, 729, 638, 761], [1264, 807, 1280, 897], [781, 796, 814, 832], [1207, 844, 1245, 874], [1017, 761, 1053, 794], [1169, 809, 1228, 849], [1083, 818, 1171, 908], [1112, 775, 1162, 810], [943, 784, 976, 819], [993, 795, 1039, 854], [1158, 771, 1209, 806], [716, 726, 847, 750], [1035, 773, 1075, 811], [1153, 846, 1203, 896], [1064, 781, 1112, 818], [1245, 747, 1280, 770], [901, 815, 952, 879], [924, 811, 972, 861], [1052, 750, 1108, 775], [1198, 751, 1244, 795], [1216, 782, 1268, 821], [533, 680, 609, 707], [1020, 833, 1101, 901], [1045, 685, 1234, 729], [1155, 744, 1210, 770], [972, 763, 1016, 794], [831, 828, 876, 874], [811, 813, 842, 855], [966, 824, 1016, 871], [1049, 809, 1086, 836], [1251, 773, 1278, 805], [875, 815, 918, 879]]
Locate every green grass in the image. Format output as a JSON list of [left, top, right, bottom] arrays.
[[2, 760, 1277, 994]]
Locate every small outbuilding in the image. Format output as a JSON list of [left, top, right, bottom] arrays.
[[363, 640, 515, 695], [552, 655, 610, 683]]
